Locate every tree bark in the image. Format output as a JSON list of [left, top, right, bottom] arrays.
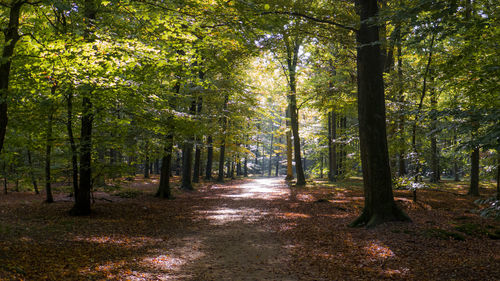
[[66, 87, 78, 198], [45, 103, 54, 203], [350, 0, 410, 228], [156, 134, 173, 198], [181, 98, 197, 190], [70, 0, 96, 216], [285, 110, 293, 180], [429, 81, 439, 183], [205, 136, 213, 179], [496, 150, 499, 200], [411, 34, 435, 182], [27, 149, 39, 194], [181, 141, 194, 190], [0, 1, 23, 155], [217, 95, 229, 182], [268, 129, 274, 177], [285, 37, 306, 186], [396, 32, 406, 177], [328, 111, 337, 182], [192, 96, 203, 183], [193, 139, 201, 183], [469, 146, 480, 196]]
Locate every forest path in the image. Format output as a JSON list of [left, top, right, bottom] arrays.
[[167, 177, 296, 280]]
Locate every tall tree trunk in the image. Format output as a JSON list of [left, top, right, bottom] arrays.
[[156, 134, 173, 199], [217, 95, 229, 182], [261, 141, 266, 176], [181, 98, 197, 190], [411, 34, 435, 182], [144, 142, 150, 179], [244, 137, 249, 177], [236, 152, 242, 176], [285, 114, 293, 180], [496, 150, 499, 200], [429, 81, 439, 183], [205, 136, 213, 180], [469, 147, 480, 196], [285, 38, 306, 185], [254, 136, 259, 174], [70, 0, 96, 216], [27, 149, 39, 194], [175, 151, 180, 176], [192, 95, 203, 183], [268, 130, 274, 177], [0, 1, 23, 155], [154, 159, 159, 174], [396, 31, 406, 177], [328, 111, 337, 182], [45, 105, 54, 203], [350, 0, 410, 227], [230, 158, 235, 179], [181, 141, 194, 190], [243, 156, 248, 177], [66, 87, 78, 198], [193, 139, 201, 183], [320, 154, 324, 179]]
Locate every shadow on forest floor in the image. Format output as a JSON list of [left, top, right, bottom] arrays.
[[0, 176, 499, 280]]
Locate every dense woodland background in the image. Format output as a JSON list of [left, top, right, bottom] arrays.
[[0, 1, 498, 220], [0, 0, 499, 279]]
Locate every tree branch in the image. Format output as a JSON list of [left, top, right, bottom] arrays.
[[260, 11, 358, 33]]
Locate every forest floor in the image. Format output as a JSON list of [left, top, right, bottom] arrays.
[[0, 176, 499, 280]]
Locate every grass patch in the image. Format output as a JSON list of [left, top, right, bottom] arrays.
[[453, 223, 487, 237], [115, 188, 143, 198]]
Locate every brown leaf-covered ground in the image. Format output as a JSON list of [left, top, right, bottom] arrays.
[[0, 177, 499, 280]]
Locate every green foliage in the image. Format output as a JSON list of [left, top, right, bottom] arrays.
[[115, 188, 143, 199], [474, 197, 500, 220]]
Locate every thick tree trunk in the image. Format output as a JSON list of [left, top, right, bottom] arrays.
[[66, 88, 79, 198], [236, 153, 242, 176], [45, 106, 54, 203], [181, 97, 198, 190], [71, 95, 93, 216], [469, 147, 480, 196], [205, 136, 213, 179], [27, 149, 39, 194], [156, 134, 173, 198], [350, 0, 410, 227], [181, 141, 194, 190], [230, 159, 235, 179], [0, 1, 23, 155], [328, 111, 337, 182], [70, 0, 96, 216], [193, 140, 201, 183]]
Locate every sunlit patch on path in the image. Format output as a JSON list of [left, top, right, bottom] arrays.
[[219, 177, 290, 200]]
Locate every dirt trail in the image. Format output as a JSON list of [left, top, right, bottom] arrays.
[[167, 178, 295, 280]]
